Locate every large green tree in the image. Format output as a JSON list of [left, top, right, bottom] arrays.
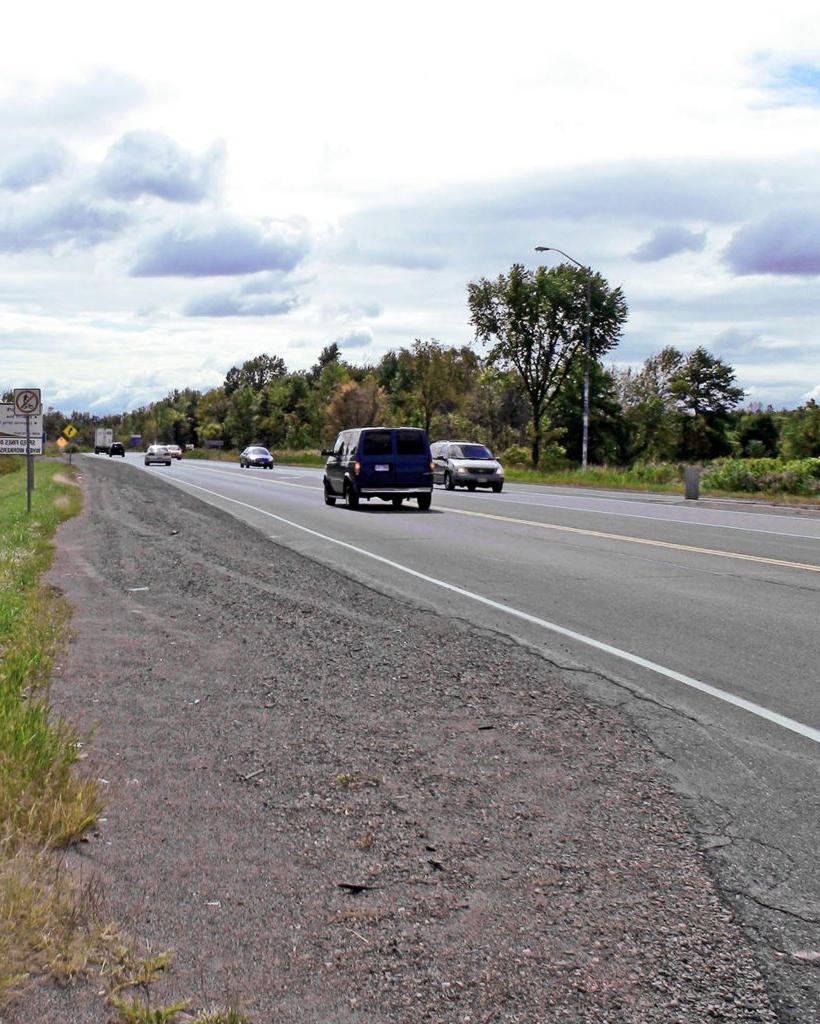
[[224, 353, 287, 395], [399, 340, 479, 435], [779, 400, 820, 458], [669, 347, 745, 460], [731, 407, 780, 457], [551, 361, 629, 465], [617, 346, 744, 461], [468, 262, 628, 464]]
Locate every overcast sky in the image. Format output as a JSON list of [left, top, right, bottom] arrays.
[[2, 0, 819, 414]]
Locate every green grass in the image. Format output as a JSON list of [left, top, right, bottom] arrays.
[[274, 448, 325, 467], [0, 455, 21, 477], [504, 464, 683, 492], [0, 461, 254, 1021], [502, 461, 820, 504], [182, 447, 326, 468], [0, 461, 107, 1000], [0, 462, 98, 853]]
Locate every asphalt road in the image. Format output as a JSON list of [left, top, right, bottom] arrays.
[[89, 453, 820, 1020]]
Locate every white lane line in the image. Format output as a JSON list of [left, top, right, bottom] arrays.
[[179, 467, 820, 572], [172, 478, 820, 746], [485, 493, 820, 542], [184, 465, 316, 490], [192, 462, 820, 543]]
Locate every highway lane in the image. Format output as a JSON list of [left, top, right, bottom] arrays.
[[115, 454, 820, 741], [92, 453, 820, 1018]]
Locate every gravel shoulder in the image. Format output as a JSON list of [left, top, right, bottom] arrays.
[[13, 458, 781, 1022]]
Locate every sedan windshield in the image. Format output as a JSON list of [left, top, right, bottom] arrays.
[[249, 448, 271, 456], [453, 444, 493, 459]]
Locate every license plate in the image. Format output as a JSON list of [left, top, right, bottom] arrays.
[[375, 464, 389, 472]]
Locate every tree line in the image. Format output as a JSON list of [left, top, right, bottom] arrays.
[[27, 262, 820, 465]]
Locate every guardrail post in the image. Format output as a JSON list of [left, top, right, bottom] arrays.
[[684, 466, 700, 500]]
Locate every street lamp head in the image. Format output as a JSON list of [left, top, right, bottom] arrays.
[[534, 246, 551, 252]]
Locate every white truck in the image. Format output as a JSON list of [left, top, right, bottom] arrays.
[[94, 427, 114, 454]]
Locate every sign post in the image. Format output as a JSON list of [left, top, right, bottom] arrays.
[[62, 423, 77, 466], [12, 389, 42, 514]]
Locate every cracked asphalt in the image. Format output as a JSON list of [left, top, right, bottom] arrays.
[[11, 459, 817, 1021]]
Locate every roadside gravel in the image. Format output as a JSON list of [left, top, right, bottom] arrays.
[[13, 458, 780, 1023]]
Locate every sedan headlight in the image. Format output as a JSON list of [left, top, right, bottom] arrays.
[[456, 466, 467, 474], [496, 467, 505, 476]]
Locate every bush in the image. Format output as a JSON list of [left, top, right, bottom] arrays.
[[500, 445, 532, 467], [626, 461, 682, 486], [702, 458, 820, 495]]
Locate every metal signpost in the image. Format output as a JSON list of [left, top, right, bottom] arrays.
[[62, 423, 77, 464], [10, 389, 42, 513], [1, 395, 43, 513]]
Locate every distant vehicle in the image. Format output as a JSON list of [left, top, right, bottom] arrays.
[[165, 444, 182, 460], [144, 444, 171, 466], [239, 446, 274, 469], [322, 427, 433, 510], [431, 440, 504, 492], [94, 427, 114, 454], [108, 442, 125, 458]]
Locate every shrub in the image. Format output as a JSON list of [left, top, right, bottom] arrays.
[[702, 458, 820, 495], [500, 445, 532, 467], [626, 461, 682, 486]]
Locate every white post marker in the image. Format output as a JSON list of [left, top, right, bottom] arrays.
[[13, 389, 42, 513]]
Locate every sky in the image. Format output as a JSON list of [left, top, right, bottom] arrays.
[[1, 0, 820, 414]]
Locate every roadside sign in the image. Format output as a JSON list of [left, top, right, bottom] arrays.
[[0, 404, 43, 453], [13, 388, 42, 417], [63, 423, 78, 439], [56, 437, 68, 450]]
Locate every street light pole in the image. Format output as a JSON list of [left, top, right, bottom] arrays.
[[535, 245, 592, 469]]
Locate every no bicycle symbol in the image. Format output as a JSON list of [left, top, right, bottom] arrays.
[[13, 388, 42, 417]]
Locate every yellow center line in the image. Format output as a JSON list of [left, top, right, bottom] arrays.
[[445, 507, 820, 574], [184, 464, 820, 574]]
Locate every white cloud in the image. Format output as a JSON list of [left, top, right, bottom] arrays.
[[0, 142, 67, 191], [130, 215, 310, 277], [1, 2, 820, 411], [97, 131, 224, 203]]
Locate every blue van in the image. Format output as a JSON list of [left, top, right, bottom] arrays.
[[322, 427, 433, 510]]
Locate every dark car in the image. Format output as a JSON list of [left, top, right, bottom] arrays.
[[239, 446, 274, 469], [108, 442, 125, 458], [430, 440, 505, 492], [322, 427, 433, 510]]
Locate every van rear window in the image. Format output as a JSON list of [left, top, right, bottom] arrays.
[[361, 431, 392, 456], [395, 431, 426, 455]]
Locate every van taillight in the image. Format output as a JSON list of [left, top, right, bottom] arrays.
[[429, 460, 434, 472], [354, 461, 361, 475]]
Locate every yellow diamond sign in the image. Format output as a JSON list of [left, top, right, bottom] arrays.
[[63, 424, 78, 439]]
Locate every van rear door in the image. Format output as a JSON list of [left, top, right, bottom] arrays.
[[394, 429, 430, 488], [359, 430, 396, 488]]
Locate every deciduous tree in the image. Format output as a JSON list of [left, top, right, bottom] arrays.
[[224, 353, 287, 395], [325, 379, 387, 437], [468, 263, 627, 464]]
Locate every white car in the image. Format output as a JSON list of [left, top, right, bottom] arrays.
[[430, 440, 505, 492], [144, 445, 172, 466], [165, 444, 182, 460]]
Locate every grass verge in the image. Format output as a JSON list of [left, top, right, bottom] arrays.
[[0, 460, 250, 1023]]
